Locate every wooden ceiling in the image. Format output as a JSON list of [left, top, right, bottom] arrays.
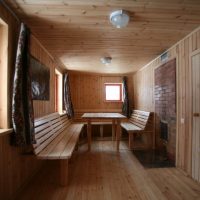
[[5, 0, 200, 73]]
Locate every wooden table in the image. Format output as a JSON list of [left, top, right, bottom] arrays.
[[82, 113, 126, 151]]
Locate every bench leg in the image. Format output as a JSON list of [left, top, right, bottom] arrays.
[[60, 159, 68, 186], [112, 119, 116, 141], [100, 125, 104, 138], [116, 119, 121, 151], [87, 120, 92, 151], [75, 138, 79, 151], [129, 133, 134, 150]]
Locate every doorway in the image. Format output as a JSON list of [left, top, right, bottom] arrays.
[[192, 50, 200, 182]]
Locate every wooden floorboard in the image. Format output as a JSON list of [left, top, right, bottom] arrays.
[[15, 141, 200, 200]]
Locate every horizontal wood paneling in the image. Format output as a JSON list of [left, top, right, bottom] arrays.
[[69, 72, 134, 117], [133, 26, 200, 176]]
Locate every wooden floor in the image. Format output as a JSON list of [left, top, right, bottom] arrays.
[[15, 141, 200, 200]]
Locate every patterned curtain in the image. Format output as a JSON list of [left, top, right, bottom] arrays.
[[12, 23, 35, 146], [63, 73, 74, 118], [122, 76, 131, 117]]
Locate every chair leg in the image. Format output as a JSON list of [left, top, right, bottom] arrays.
[[60, 159, 68, 186]]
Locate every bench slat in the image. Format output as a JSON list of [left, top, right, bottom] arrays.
[[35, 123, 51, 135], [34, 113, 83, 159], [35, 126, 52, 139], [34, 127, 63, 155], [60, 124, 83, 158], [34, 113, 60, 127], [36, 128, 67, 158], [121, 110, 151, 132], [46, 125, 80, 159], [121, 122, 142, 132]]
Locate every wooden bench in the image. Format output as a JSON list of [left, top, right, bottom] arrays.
[[121, 110, 154, 149], [33, 112, 84, 186]]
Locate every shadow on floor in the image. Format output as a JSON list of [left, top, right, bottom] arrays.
[[133, 149, 175, 168]]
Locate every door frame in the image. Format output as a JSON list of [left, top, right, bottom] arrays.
[[190, 48, 200, 178]]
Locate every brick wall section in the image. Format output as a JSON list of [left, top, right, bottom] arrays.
[[154, 58, 176, 160]]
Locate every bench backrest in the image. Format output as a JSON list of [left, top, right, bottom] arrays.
[[33, 113, 72, 155], [129, 110, 150, 130]]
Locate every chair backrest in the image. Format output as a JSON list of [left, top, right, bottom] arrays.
[[129, 110, 150, 130], [33, 113, 71, 155]]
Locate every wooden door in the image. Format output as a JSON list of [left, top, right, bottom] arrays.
[[192, 51, 200, 182]]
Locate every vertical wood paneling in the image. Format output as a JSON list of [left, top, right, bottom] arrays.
[[133, 27, 200, 177], [0, 3, 61, 199], [69, 72, 134, 114], [30, 35, 57, 118], [191, 51, 200, 182]]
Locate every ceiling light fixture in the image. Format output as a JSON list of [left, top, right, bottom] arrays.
[[100, 57, 112, 65], [110, 10, 130, 28]]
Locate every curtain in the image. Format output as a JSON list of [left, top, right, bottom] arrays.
[[122, 76, 131, 117], [12, 23, 35, 146], [63, 73, 74, 118]]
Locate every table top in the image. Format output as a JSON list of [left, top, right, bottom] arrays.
[[82, 113, 126, 119]]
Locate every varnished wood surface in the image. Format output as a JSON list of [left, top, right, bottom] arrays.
[[133, 26, 200, 176], [0, 19, 8, 129], [0, 128, 13, 136], [15, 141, 200, 200], [82, 113, 125, 151], [30, 35, 58, 118], [82, 112, 126, 119], [69, 73, 134, 114], [5, 0, 200, 73], [34, 112, 83, 159], [121, 110, 154, 150], [0, 3, 48, 200], [191, 50, 200, 182]]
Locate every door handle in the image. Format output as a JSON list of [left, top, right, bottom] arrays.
[[193, 113, 200, 117]]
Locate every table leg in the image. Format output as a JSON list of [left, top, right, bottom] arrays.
[[116, 119, 121, 151], [112, 119, 116, 141], [87, 120, 91, 151]]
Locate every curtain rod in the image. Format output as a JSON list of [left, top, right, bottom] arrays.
[[1, 0, 21, 23]]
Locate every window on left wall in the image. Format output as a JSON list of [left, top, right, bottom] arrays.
[[0, 18, 8, 129], [55, 69, 63, 114]]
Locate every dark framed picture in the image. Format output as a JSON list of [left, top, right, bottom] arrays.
[[30, 56, 50, 100]]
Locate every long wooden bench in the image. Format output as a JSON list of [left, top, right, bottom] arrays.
[[33, 112, 84, 186], [121, 110, 154, 149]]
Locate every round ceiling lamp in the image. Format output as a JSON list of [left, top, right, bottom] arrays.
[[110, 10, 130, 28], [100, 57, 112, 65]]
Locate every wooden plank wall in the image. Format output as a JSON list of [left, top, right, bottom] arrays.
[[0, 3, 61, 199], [133, 26, 200, 176], [69, 72, 134, 118], [30, 35, 58, 118]]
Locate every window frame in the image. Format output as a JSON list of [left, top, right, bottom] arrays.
[[55, 69, 63, 114], [104, 83, 123, 102], [0, 18, 8, 129]]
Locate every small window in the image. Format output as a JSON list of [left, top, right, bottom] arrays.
[[105, 83, 122, 102], [55, 69, 63, 114]]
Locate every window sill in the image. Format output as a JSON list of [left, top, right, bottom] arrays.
[[104, 101, 123, 103], [0, 128, 13, 136]]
